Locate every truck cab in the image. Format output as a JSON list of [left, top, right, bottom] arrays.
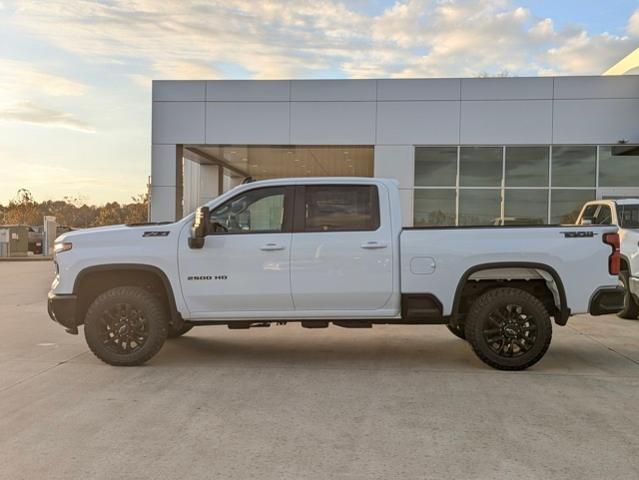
[[577, 199, 639, 319]]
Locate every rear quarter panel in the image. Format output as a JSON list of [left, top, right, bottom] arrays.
[[400, 226, 619, 315]]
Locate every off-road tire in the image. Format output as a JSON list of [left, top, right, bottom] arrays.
[[167, 322, 194, 338], [465, 287, 552, 371], [617, 271, 639, 319], [84, 286, 168, 366], [446, 323, 466, 340]]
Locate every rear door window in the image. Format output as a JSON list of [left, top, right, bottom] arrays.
[[302, 185, 380, 232]]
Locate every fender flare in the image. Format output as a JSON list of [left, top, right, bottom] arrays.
[[450, 261, 570, 326], [73, 263, 180, 322]]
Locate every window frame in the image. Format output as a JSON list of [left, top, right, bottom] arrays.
[[293, 184, 381, 233], [206, 185, 295, 236]]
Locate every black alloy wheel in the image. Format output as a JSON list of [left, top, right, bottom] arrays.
[[465, 287, 552, 370]]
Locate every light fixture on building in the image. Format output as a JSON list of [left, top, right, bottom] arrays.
[[618, 139, 629, 144]]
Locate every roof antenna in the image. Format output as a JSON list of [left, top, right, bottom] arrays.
[[241, 176, 255, 184]]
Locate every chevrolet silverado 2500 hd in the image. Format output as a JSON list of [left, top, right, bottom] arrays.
[[48, 178, 624, 370], [577, 198, 639, 319]]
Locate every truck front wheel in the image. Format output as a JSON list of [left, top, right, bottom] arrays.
[[84, 286, 168, 366], [464, 287, 552, 371]]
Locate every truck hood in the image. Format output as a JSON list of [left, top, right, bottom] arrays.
[[56, 222, 181, 246]]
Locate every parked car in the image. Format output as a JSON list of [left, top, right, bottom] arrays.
[[48, 178, 623, 370], [27, 226, 43, 255], [577, 199, 639, 319]]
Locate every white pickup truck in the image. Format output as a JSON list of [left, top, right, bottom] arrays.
[[577, 199, 639, 319], [48, 178, 624, 370]]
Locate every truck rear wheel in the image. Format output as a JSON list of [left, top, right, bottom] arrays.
[[464, 287, 552, 371], [617, 271, 639, 319], [84, 286, 168, 366]]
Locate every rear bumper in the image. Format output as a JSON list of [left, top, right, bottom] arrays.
[[628, 276, 639, 302], [47, 291, 79, 334], [588, 286, 625, 316]]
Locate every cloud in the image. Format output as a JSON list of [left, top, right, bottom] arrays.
[[0, 58, 89, 98], [0, 101, 95, 132], [7, 0, 639, 80], [629, 9, 639, 36]]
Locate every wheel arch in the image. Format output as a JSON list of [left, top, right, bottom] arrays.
[[73, 264, 180, 327], [450, 262, 570, 326]]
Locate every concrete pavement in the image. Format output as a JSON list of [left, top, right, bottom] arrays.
[[1, 261, 638, 479]]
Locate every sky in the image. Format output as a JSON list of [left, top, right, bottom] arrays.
[[0, 0, 638, 205]]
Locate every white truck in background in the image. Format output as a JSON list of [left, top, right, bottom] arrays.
[[577, 199, 639, 319], [48, 178, 624, 370]]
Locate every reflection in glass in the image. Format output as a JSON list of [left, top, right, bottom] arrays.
[[414, 147, 457, 187], [459, 189, 501, 225], [505, 147, 549, 187], [414, 189, 456, 226], [550, 190, 595, 224], [551, 146, 596, 187], [599, 145, 639, 187], [504, 190, 548, 225], [460, 147, 502, 187]]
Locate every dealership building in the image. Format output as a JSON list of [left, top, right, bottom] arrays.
[[150, 75, 639, 226]]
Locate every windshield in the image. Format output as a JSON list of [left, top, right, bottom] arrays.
[[616, 204, 639, 228]]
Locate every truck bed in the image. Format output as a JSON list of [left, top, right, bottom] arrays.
[[400, 224, 619, 315]]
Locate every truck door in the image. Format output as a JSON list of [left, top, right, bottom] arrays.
[[290, 183, 393, 311], [178, 186, 294, 315]]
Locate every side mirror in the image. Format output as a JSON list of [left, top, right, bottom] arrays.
[[188, 206, 210, 249]]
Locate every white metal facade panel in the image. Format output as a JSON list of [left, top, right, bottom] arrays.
[[554, 76, 639, 99], [205, 80, 290, 101], [553, 99, 639, 144], [152, 81, 206, 101], [150, 186, 176, 222], [461, 77, 553, 100], [151, 145, 177, 187], [376, 101, 460, 145], [152, 102, 205, 144], [460, 100, 553, 144], [205, 102, 290, 144], [374, 145, 415, 188], [290, 79, 376, 101], [290, 101, 376, 144], [377, 78, 461, 101]]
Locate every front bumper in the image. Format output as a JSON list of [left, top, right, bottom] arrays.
[[628, 276, 639, 303], [47, 291, 79, 334], [588, 286, 625, 316]]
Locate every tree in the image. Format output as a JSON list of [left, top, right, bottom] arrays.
[[3, 189, 40, 225]]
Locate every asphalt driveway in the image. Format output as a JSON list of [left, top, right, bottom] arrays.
[[1, 261, 638, 479]]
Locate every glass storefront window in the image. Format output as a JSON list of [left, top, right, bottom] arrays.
[[504, 189, 548, 225], [551, 146, 596, 187], [460, 147, 502, 187], [505, 147, 549, 187], [599, 145, 639, 187], [415, 147, 457, 187], [550, 190, 595, 224], [459, 189, 501, 225], [413, 189, 456, 226]]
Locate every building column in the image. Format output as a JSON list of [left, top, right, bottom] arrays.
[[150, 144, 182, 222], [374, 145, 415, 227]]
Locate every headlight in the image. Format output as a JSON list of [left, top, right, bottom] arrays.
[[54, 242, 73, 253]]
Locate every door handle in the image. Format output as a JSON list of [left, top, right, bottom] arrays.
[[360, 241, 388, 249], [260, 243, 285, 251]]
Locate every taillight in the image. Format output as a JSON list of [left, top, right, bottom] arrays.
[[603, 232, 620, 276]]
